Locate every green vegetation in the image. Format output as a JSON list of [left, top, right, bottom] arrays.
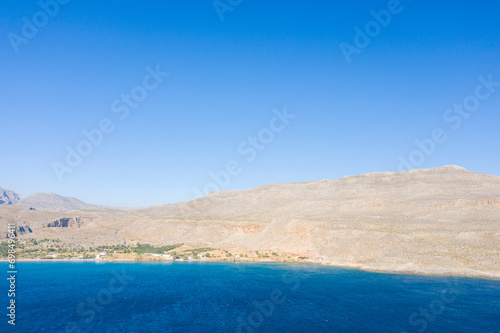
[[0, 242, 11, 258], [179, 247, 215, 257], [0, 239, 287, 262], [132, 243, 184, 254], [188, 247, 216, 253], [95, 244, 130, 253]]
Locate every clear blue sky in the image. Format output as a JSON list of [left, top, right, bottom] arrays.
[[1, 0, 499, 207]]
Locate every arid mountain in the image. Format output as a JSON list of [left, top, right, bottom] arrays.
[[0, 187, 20, 205], [0, 188, 95, 212], [16, 192, 95, 212], [1, 165, 499, 279]]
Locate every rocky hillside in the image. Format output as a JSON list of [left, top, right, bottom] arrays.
[[0, 187, 20, 205], [1, 166, 499, 279], [16, 193, 95, 212], [0, 188, 95, 212]]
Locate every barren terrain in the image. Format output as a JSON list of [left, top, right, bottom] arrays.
[[1, 166, 499, 279]]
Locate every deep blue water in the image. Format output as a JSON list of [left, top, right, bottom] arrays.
[[1, 262, 499, 332]]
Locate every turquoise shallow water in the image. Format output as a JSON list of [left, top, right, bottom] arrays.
[[1, 262, 499, 332]]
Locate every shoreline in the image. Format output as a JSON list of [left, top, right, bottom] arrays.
[[3, 258, 499, 281]]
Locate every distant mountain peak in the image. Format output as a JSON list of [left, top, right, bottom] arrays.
[[0, 187, 20, 205], [15, 192, 94, 212], [439, 165, 467, 170]]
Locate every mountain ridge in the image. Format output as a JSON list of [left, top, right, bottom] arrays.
[[1, 165, 499, 279], [0, 187, 20, 205], [16, 192, 95, 212], [0, 165, 494, 211]]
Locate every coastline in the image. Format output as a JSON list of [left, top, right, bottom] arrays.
[[4, 257, 499, 281]]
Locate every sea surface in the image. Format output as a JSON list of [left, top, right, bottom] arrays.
[[1, 262, 499, 332]]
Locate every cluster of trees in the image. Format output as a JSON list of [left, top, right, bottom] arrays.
[[94, 244, 130, 252], [132, 243, 184, 254], [29, 239, 60, 245], [0, 242, 10, 258], [0, 239, 63, 258], [1, 239, 283, 261], [185, 247, 216, 258]]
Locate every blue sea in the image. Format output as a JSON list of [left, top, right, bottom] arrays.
[[2, 262, 499, 332]]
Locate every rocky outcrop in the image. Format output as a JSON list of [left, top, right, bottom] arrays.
[[3, 222, 33, 237], [0, 187, 20, 205], [46, 217, 83, 228], [18, 225, 32, 234]]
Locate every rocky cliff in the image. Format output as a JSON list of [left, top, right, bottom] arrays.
[[0, 187, 20, 205]]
